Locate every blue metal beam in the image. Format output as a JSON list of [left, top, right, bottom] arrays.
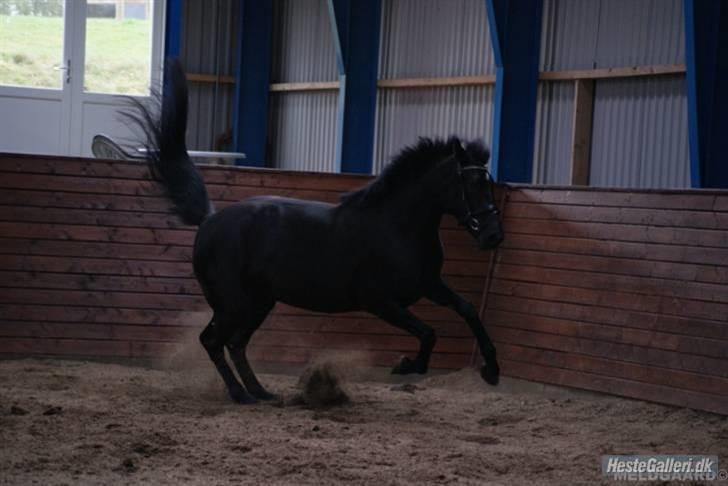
[[328, 0, 382, 174], [164, 0, 183, 59], [685, 0, 728, 188], [232, 0, 273, 167], [486, 0, 543, 183]]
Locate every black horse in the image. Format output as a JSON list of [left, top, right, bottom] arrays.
[[129, 60, 504, 404]]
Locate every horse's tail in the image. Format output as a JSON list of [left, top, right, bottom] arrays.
[[125, 58, 212, 226]]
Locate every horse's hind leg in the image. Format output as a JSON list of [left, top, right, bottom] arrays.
[[226, 299, 276, 400], [200, 315, 256, 404]]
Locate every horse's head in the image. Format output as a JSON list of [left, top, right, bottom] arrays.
[[442, 138, 504, 250]]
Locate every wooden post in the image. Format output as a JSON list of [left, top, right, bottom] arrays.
[[569, 79, 594, 185]]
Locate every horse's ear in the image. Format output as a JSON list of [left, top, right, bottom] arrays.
[[449, 136, 467, 161], [465, 140, 490, 166]]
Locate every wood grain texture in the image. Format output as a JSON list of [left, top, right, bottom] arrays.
[[1, 154, 727, 414], [183, 64, 684, 90], [569, 79, 594, 185], [0, 154, 486, 374]]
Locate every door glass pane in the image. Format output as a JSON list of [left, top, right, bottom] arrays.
[[0, 0, 64, 89], [84, 0, 152, 95]]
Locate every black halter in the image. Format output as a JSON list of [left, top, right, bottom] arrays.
[[457, 165, 500, 233]]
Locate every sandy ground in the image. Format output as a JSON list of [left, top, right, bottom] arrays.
[[1, 355, 726, 486]]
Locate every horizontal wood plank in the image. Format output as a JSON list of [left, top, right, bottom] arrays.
[[491, 325, 728, 379], [494, 262, 728, 304], [501, 359, 728, 415], [490, 278, 728, 321], [509, 188, 723, 212], [486, 295, 728, 341], [0, 238, 193, 261], [538, 64, 686, 81], [487, 309, 727, 359], [497, 248, 728, 285], [506, 201, 728, 230], [499, 343, 728, 397], [502, 233, 728, 267], [503, 217, 728, 249]]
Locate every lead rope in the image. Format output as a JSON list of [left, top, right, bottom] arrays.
[[470, 184, 509, 367]]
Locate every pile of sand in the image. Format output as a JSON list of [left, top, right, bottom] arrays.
[[293, 360, 350, 408]]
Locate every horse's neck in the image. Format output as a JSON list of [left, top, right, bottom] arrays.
[[379, 181, 445, 235]]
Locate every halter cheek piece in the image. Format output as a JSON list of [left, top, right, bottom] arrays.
[[457, 165, 500, 233]]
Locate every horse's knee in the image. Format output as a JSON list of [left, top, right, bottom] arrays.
[[226, 328, 252, 352], [199, 321, 227, 361], [458, 302, 479, 321]]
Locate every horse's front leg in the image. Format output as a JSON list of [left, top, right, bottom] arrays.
[[426, 279, 500, 385], [367, 302, 437, 375]]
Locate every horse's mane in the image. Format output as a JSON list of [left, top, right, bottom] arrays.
[[340, 136, 490, 208]]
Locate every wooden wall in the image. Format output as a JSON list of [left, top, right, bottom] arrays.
[[0, 154, 485, 371], [1, 154, 726, 414], [491, 188, 728, 415]]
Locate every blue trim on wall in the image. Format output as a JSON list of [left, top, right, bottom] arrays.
[[232, 0, 273, 167], [485, 0, 543, 183], [685, 0, 728, 188], [164, 0, 183, 60], [328, 0, 381, 175], [327, 0, 348, 75], [684, 0, 701, 188], [485, 0, 503, 66]]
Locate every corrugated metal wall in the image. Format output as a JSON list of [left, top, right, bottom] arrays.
[[532, 81, 574, 185], [539, 0, 600, 71], [590, 75, 690, 188], [536, 0, 689, 188], [374, 0, 495, 172], [270, 0, 337, 83], [378, 0, 495, 78], [268, 0, 338, 172], [177, 0, 690, 188], [593, 0, 685, 68], [267, 91, 338, 172], [539, 0, 684, 70], [374, 87, 495, 173], [180, 0, 238, 153]]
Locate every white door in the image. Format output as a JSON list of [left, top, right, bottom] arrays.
[[0, 0, 165, 157]]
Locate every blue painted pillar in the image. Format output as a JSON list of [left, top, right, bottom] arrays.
[[486, 0, 543, 183], [232, 0, 273, 167], [328, 0, 382, 174], [685, 0, 728, 188], [164, 0, 183, 59]]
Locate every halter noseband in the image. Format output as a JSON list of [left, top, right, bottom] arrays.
[[457, 165, 500, 232]]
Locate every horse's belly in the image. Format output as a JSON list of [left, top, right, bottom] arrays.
[[276, 290, 357, 314], [264, 248, 359, 313]]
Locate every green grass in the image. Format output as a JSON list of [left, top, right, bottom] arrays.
[[0, 15, 151, 94], [0, 15, 63, 88]]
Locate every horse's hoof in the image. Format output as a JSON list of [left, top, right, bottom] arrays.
[[229, 388, 257, 405], [391, 356, 425, 375], [480, 362, 500, 386]]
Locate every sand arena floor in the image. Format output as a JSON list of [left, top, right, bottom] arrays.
[[1, 356, 726, 485]]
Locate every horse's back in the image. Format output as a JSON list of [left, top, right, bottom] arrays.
[[193, 196, 361, 312]]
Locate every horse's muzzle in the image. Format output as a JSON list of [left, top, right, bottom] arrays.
[[478, 231, 504, 250], [475, 218, 504, 250]]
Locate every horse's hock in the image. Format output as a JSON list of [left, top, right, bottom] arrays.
[[1, 153, 727, 415]]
